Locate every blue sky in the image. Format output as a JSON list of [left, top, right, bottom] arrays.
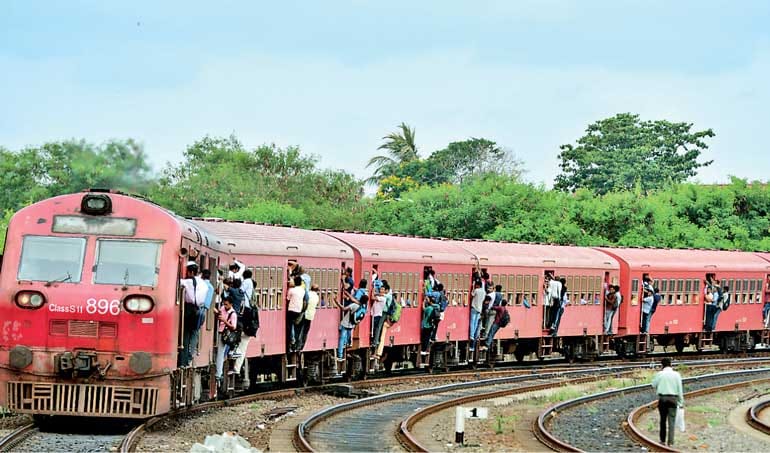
[[2, 1, 770, 187]]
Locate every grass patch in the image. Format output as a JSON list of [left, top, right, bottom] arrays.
[[706, 416, 722, 427], [493, 415, 520, 434], [543, 387, 584, 404], [688, 405, 720, 414]]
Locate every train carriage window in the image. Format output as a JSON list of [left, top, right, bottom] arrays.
[[595, 275, 602, 304], [413, 272, 420, 306], [744, 279, 751, 304], [267, 267, 276, 310], [661, 280, 668, 292], [261, 267, 271, 310], [749, 279, 757, 303], [630, 279, 639, 306], [516, 274, 524, 299], [758, 279, 764, 303], [580, 275, 589, 304], [492, 274, 500, 288], [530, 274, 539, 305], [505, 274, 513, 303], [94, 240, 161, 287]]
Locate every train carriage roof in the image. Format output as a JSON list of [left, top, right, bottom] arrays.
[[324, 232, 476, 265], [456, 241, 619, 270], [189, 219, 353, 259], [597, 247, 770, 272]]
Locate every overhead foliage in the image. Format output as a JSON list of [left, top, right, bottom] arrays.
[[150, 135, 364, 229], [0, 139, 153, 212], [555, 113, 715, 195]]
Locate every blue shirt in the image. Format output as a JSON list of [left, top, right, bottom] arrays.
[[203, 281, 215, 310]]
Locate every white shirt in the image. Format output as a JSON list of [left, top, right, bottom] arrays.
[[180, 276, 207, 307], [372, 294, 386, 317], [305, 291, 320, 321], [471, 288, 486, 312], [287, 286, 305, 313], [228, 259, 245, 280], [241, 278, 254, 309], [548, 279, 562, 303]]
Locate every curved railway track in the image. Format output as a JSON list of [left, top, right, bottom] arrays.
[[626, 378, 770, 452], [295, 364, 663, 452], [536, 366, 770, 452], [0, 421, 128, 453], [747, 398, 770, 435]]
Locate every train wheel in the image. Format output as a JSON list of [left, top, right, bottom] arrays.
[[675, 338, 685, 354]]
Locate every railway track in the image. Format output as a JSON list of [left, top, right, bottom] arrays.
[[536, 366, 770, 452], [0, 421, 127, 453], [747, 397, 770, 435], [294, 364, 663, 452]]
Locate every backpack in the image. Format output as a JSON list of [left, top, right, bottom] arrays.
[[388, 301, 403, 323], [241, 306, 260, 336], [430, 306, 441, 326], [651, 293, 661, 314], [437, 293, 449, 312], [721, 292, 731, 311], [499, 309, 510, 328], [352, 303, 367, 325]]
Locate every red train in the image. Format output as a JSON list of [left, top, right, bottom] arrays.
[[1, 190, 768, 419]]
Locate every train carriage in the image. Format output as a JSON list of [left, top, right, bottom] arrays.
[[190, 219, 354, 384], [0, 191, 230, 418], [598, 247, 770, 355], [456, 241, 619, 361], [324, 232, 476, 369]]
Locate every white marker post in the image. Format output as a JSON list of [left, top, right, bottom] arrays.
[[455, 407, 488, 444], [455, 406, 465, 444]]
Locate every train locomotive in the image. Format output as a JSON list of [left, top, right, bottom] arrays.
[[1, 190, 769, 419]]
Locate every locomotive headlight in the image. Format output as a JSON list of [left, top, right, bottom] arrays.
[[80, 193, 112, 215], [123, 295, 154, 313], [15, 291, 46, 309]]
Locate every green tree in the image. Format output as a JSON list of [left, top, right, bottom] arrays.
[[0, 139, 154, 213], [555, 113, 715, 195], [150, 135, 363, 226], [0, 209, 13, 252], [428, 138, 524, 184], [366, 123, 419, 185]]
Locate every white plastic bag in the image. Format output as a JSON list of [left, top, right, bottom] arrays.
[[675, 407, 686, 432]]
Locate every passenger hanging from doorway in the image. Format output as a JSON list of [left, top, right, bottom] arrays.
[[376, 286, 398, 362], [481, 285, 495, 341], [640, 277, 655, 334], [286, 276, 305, 351], [482, 299, 509, 352], [764, 276, 770, 328], [421, 296, 438, 356], [223, 277, 245, 313], [194, 269, 216, 357], [335, 293, 368, 362], [228, 258, 245, 280], [469, 280, 485, 353], [703, 275, 719, 332], [550, 277, 568, 336], [371, 279, 387, 349], [431, 283, 448, 342], [372, 280, 391, 356], [604, 285, 621, 335], [708, 281, 726, 331], [341, 266, 355, 307], [544, 271, 562, 330], [343, 279, 368, 347], [295, 284, 319, 351], [179, 261, 207, 367], [642, 287, 661, 334]]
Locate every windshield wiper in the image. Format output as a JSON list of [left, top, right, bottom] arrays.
[[45, 272, 72, 287], [122, 269, 130, 289]]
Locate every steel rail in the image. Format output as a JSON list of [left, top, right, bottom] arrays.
[[747, 398, 770, 435], [536, 367, 770, 453], [0, 423, 36, 452]]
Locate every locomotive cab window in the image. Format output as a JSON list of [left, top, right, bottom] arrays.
[[18, 235, 86, 283], [94, 240, 161, 287]]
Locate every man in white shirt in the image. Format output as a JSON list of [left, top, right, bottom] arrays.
[[241, 269, 254, 310], [228, 258, 245, 280], [179, 261, 207, 367], [546, 273, 562, 329], [470, 281, 486, 352]]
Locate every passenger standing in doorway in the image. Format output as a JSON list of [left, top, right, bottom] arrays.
[[420, 297, 437, 355], [215, 297, 238, 383], [335, 294, 366, 361], [296, 284, 319, 351], [341, 267, 355, 307], [375, 284, 394, 360], [604, 285, 619, 334], [545, 272, 562, 330], [641, 279, 655, 334], [651, 358, 684, 447], [550, 277, 568, 336]]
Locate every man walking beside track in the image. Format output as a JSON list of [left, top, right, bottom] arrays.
[[651, 358, 684, 447]]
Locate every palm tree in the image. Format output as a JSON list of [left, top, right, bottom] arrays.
[[366, 123, 418, 185]]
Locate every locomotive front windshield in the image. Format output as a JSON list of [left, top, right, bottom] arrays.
[[94, 239, 161, 287], [17, 236, 86, 283]]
